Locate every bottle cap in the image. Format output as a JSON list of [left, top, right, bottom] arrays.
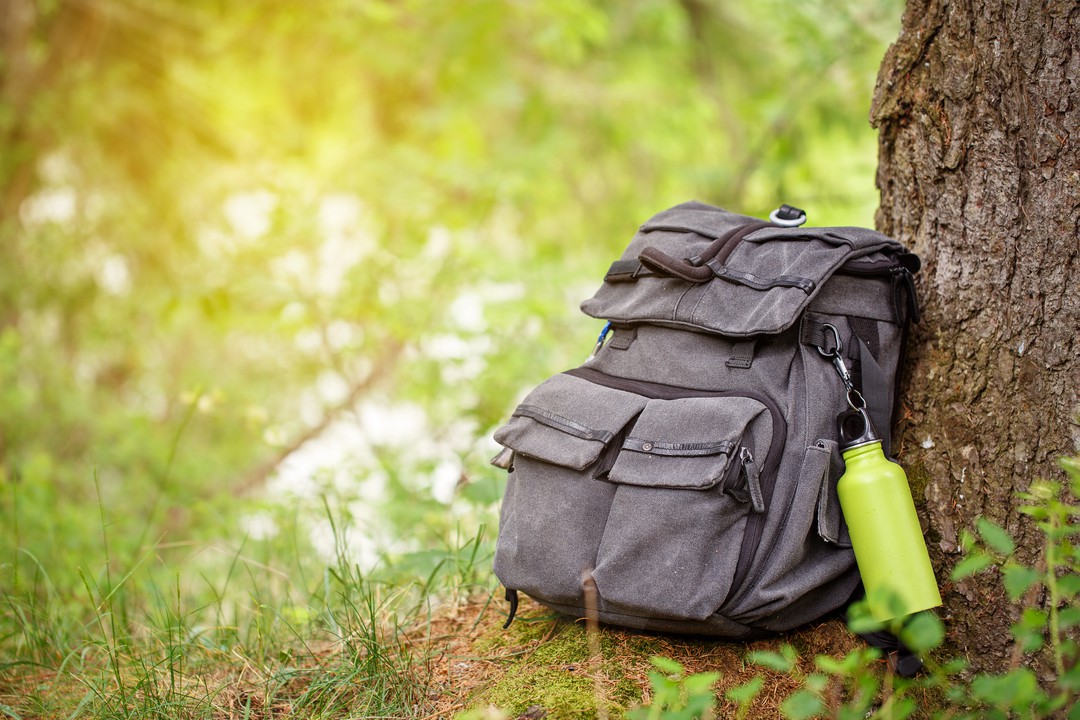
[[838, 407, 881, 450]]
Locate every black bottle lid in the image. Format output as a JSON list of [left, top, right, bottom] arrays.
[[838, 407, 882, 451]]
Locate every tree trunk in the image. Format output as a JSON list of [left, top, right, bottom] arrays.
[[871, 0, 1080, 673]]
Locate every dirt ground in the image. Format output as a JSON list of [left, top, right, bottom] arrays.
[[414, 593, 883, 719]]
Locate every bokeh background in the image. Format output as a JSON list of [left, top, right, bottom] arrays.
[[1, 0, 902, 652]]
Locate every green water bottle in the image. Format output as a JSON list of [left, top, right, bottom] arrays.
[[838, 408, 942, 621]]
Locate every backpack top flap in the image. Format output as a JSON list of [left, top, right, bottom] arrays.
[[580, 201, 907, 337]]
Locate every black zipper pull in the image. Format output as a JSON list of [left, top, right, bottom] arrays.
[[741, 447, 765, 514], [724, 447, 765, 514]]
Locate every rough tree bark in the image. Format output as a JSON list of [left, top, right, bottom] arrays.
[[871, 0, 1079, 673]]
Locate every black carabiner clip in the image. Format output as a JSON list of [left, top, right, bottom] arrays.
[[816, 324, 852, 386], [814, 323, 843, 359], [816, 323, 864, 410]]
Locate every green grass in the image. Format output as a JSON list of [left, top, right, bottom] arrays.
[[1, 570, 444, 718], [7, 458, 1077, 719], [0, 488, 495, 719], [2, 567, 426, 718]]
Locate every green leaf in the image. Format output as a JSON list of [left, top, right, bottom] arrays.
[[1020, 503, 1051, 522], [1006, 613, 1041, 651], [782, 643, 800, 666], [1002, 564, 1041, 601], [1060, 662, 1080, 693], [650, 655, 684, 675], [977, 517, 1016, 555], [944, 685, 968, 704], [940, 657, 969, 675], [747, 648, 796, 673], [0, 703, 23, 720], [884, 697, 917, 720], [864, 585, 911, 622], [1058, 455, 1080, 497], [851, 674, 882, 713], [643, 669, 678, 699], [837, 709, 871, 720], [970, 668, 1039, 708], [1020, 607, 1048, 630], [1038, 693, 1073, 717], [1060, 455, 1080, 473], [846, 613, 885, 635], [1055, 607, 1080, 634], [1014, 631, 1045, 654], [683, 671, 721, 695], [958, 528, 977, 552], [814, 655, 850, 676], [780, 689, 825, 720], [900, 611, 945, 653], [725, 675, 763, 705], [1009, 609, 1047, 653], [685, 693, 718, 718], [951, 552, 993, 581], [647, 670, 678, 698], [460, 473, 505, 505], [1058, 573, 1080, 598]]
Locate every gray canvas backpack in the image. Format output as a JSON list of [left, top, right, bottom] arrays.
[[489, 201, 920, 638]]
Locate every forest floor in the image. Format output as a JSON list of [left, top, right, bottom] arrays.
[[415, 594, 870, 719], [0, 589, 950, 719]]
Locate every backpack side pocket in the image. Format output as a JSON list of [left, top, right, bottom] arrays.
[[593, 395, 774, 621], [492, 373, 648, 605]]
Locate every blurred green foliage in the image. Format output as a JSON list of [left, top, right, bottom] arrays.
[[0, 0, 902, 592]]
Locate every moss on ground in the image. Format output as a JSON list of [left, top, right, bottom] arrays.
[[474, 663, 603, 718], [469, 619, 643, 719], [426, 596, 926, 720], [471, 609, 562, 654]]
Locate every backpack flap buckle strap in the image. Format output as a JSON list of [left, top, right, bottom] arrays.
[[725, 339, 757, 369], [607, 325, 637, 351], [605, 260, 653, 283]]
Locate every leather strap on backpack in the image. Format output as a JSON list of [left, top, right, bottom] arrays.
[[637, 220, 775, 283]]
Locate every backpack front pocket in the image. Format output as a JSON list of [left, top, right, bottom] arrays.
[[593, 395, 774, 621], [492, 373, 649, 604]]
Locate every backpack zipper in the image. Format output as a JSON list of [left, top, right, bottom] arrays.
[[836, 260, 921, 324], [563, 366, 785, 607]]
